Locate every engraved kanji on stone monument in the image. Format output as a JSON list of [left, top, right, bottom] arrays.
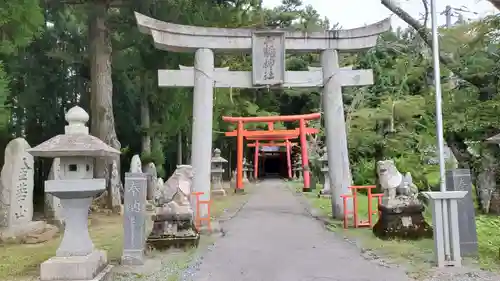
[[122, 172, 147, 265], [252, 31, 285, 86]]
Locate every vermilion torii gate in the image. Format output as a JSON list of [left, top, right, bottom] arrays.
[[223, 113, 320, 192], [247, 140, 298, 179], [246, 136, 298, 179], [135, 12, 390, 218]]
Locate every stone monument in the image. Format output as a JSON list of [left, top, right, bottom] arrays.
[[121, 172, 147, 265], [0, 138, 47, 241], [143, 162, 158, 200], [318, 148, 331, 197], [446, 169, 478, 256], [45, 158, 64, 226], [28, 106, 120, 281], [210, 148, 227, 196], [130, 154, 142, 173], [147, 165, 199, 249], [372, 160, 432, 240]]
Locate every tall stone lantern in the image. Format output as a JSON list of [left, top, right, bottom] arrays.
[[28, 106, 120, 281], [318, 147, 331, 196], [294, 155, 303, 181], [211, 148, 227, 196]]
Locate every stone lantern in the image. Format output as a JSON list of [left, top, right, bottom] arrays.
[[294, 155, 303, 181], [247, 160, 254, 182], [242, 157, 249, 183], [318, 147, 331, 196], [28, 106, 120, 281], [211, 148, 227, 196]]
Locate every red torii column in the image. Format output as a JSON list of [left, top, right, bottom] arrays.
[[223, 113, 320, 192]]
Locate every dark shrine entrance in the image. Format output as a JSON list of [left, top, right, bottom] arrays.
[[260, 151, 288, 178]]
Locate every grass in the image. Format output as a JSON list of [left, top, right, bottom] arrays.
[[0, 182, 252, 281], [301, 184, 500, 278]]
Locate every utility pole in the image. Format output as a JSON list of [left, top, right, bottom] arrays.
[[444, 5, 452, 28]]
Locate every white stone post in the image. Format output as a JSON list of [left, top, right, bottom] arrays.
[[191, 48, 214, 217], [423, 191, 467, 267], [321, 49, 352, 218]]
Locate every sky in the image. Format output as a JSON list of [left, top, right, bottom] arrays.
[[262, 0, 498, 29]]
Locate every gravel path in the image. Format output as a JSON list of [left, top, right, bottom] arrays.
[[186, 179, 412, 281]]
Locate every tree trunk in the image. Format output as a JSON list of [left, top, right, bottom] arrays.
[[140, 74, 151, 154], [489, 0, 500, 10], [89, 1, 122, 210], [476, 143, 498, 213]]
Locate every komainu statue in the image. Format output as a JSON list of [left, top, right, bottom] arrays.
[[146, 165, 200, 249], [372, 160, 432, 240]]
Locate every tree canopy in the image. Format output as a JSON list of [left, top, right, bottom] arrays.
[[3, 0, 500, 213]]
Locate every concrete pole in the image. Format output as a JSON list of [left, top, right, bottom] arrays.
[[445, 5, 452, 28], [190, 48, 214, 217], [321, 49, 353, 218]]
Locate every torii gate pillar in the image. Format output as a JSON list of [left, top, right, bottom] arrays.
[[191, 49, 214, 210]]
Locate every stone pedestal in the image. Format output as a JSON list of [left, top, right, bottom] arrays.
[[373, 204, 433, 240], [423, 191, 467, 267], [41, 250, 112, 281]]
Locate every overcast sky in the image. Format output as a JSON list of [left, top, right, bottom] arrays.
[[262, 0, 498, 29]]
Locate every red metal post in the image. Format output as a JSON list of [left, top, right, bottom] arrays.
[[286, 140, 292, 179], [299, 119, 310, 191], [254, 140, 259, 179], [236, 121, 244, 192], [268, 122, 274, 130]]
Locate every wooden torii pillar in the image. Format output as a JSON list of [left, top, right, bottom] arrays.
[[223, 114, 320, 192]]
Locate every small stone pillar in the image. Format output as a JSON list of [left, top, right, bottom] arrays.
[[28, 106, 120, 281], [121, 172, 147, 265], [211, 148, 227, 196], [318, 148, 330, 196], [242, 157, 249, 183], [423, 191, 468, 267]]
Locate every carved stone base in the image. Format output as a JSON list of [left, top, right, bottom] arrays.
[[146, 220, 199, 250], [0, 221, 46, 243], [40, 250, 112, 281], [373, 204, 433, 240]]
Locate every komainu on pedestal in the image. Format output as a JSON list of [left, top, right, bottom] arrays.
[[372, 160, 433, 240], [146, 165, 200, 249]]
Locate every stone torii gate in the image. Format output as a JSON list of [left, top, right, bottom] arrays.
[[135, 12, 390, 218]]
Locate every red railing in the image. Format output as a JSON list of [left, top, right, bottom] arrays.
[[191, 191, 212, 232], [340, 185, 383, 229]]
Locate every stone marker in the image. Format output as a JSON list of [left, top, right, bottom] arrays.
[[130, 154, 142, 173], [446, 169, 478, 255], [122, 172, 147, 265], [143, 162, 157, 200], [45, 158, 64, 226], [109, 160, 123, 213], [0, 138, 45, 239]]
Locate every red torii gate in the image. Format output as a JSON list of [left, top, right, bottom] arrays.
[[222, 113, 320, 192], [246, 134, 299, 180], [247, 140, 298, 179]]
